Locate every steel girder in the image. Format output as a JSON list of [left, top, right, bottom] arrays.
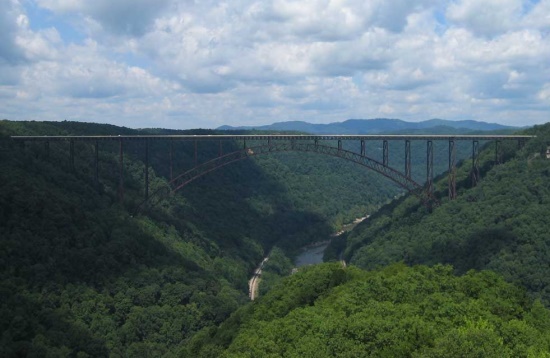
[[156, 142, 433, 206]]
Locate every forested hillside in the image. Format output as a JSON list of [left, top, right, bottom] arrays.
[[2, 119, 546, 356], [187, 263, 550, 357], [345, 123, 550, 305], [0, 120, 404, 356]]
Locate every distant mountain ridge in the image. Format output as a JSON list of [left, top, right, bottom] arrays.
[[217, 118, 517, 134]]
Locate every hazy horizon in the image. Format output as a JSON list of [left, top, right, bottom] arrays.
[[1, 1, 549, 129]]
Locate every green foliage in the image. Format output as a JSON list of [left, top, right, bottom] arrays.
[[347, 123, 550, 306], [188, 263, 550, 357], [3, 119, 545, 356], [258, 247, 294, 296], [0, 119, 408, 355]]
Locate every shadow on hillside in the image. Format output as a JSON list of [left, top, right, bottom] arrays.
[[0, 288, 109, 356]]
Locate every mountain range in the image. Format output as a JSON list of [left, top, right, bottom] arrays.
[[218, 118, 518, 134]]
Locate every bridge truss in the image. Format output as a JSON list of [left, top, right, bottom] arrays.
[[11, 134, 534, 207]]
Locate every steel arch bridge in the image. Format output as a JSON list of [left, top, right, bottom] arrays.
[[11, 134, 534, 208], [168, 142, 423, 194]]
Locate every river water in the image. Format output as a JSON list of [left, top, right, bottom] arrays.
[[293, 215, 369, 267], [294, 242, 330, 267]]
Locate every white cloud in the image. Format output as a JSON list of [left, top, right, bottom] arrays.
[[0, 0, 549, 128], [37, 0, 172, 36], [446, 0, 523, 37]]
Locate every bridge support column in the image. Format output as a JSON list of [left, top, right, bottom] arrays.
[[119, 139, 124, 202], [94, 140, 99, 189], [360, 140, 365, 156], [144, 139, 149, 200], [268, 138, 272, 151], [219, 140, 223, 157], [45, 141, 49, 159], [383, 140, 388, 167], [495, 140, 501, 164], [195, 140, 198, 166], [471, 140, 479, 187], [69, 139, 75, 171], [405, 140, 411, 179], [427, 140, 433, 195], [338, 139, 342, 152], [448, 139, 457, 200], [169, 140, 173, 181]]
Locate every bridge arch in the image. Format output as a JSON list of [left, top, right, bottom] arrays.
[[143, 142, 433, 208]]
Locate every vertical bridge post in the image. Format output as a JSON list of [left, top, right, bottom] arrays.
[[427, 140, 433, 195], [360, 140, 365, 156], [45, 141, 49, 159], [194, 140, 198, 166], [471, 140, 479, 187], [144, 139, 149, 200], [119, 138, 124, 202], [94, 140, 99, 189], [69, 139, 75, 171], [405, 140, 411, 179], [169, 140, 173, 181], [338, 139, 342, 152], [383, 140, 388, 167], [495, 140, 501, 164], [448, 138, 456, 200]]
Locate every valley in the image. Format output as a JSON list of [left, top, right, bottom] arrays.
[[1, 119, 550, 357]]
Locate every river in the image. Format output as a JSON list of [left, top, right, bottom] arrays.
[[294, 242, 330, 267], [294, 215, 369, 267], [249, 214, 369, 299]]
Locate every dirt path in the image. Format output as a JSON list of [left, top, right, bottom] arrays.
[[249, 257, 268, 300]]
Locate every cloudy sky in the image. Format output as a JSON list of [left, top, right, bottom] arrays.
[[0, 0, 549, 129]]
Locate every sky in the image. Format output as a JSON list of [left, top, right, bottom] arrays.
[[0, 0, 549, 129]]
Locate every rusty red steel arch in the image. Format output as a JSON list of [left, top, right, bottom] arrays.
[[143, 142, 435, 209]]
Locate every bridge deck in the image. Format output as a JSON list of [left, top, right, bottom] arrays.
[[10, 134, 535, 141]]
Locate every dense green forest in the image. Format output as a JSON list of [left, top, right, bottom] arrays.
[[0, 120, 408, 356], [344, 123, 550, 305], [188, 263, 550, 357], [2, 119, 548, 356]]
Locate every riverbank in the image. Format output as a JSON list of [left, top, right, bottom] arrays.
[[294, 214, 370, 267], [249, 214, 370, 299], [248, 257, 268, 300]]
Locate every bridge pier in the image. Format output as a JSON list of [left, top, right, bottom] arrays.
[[70, 139, 75, 171], [119, 139, 124, 202], [360, 140, 365, 156], [195, 140, 198, 166], [145, 139, 149, 200], [448, 139, 456, 200], [427, 140, 433, 195], [338, 140, 342, 152], [94, 140, 99, 189], [405, 140, 411, 179], [495, 140, 501, 164], [471, 140, 479, 187], [383, 140, 389, 167], [45, 141, 49, 159], [219, 140, 223, 157], [169, 140, 173, 181]]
